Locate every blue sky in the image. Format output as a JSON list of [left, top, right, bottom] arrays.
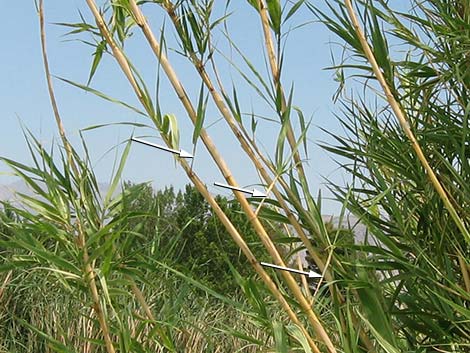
[[1, 1, 349, 214]]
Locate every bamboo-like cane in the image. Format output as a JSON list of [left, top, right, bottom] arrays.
[[162, 7, 337, 294], [254, 1, 375, 349], [84, 1, 322, 351], [343, 0, 470, 245], [125, 2, 335, 350], [158, 2, 327, 270], [39, 2, 116, 352], [344, 0, 470, 295], [140, 0, 331, 278], [255, 0, 317, 217]]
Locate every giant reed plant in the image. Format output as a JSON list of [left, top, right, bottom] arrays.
[[311, 0, 470, 351], [3, 0, 470, 351]]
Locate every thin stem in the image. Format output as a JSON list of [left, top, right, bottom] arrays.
[[83, 2, 321, 351], [76, 222, 116, 353], [38, 0, 78, 177], [159, 0, 328, 279], [126, 2, 334, 350], [0, 270, 12, 304], [39, 2, 115, 352], [343, 0, 470, 244], [256, 0, 316, 216], [458, 256, 470, 292]]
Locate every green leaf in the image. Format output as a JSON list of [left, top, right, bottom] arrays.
[[87, 40, 106, 85], [273, 321, 289, 353], [286, 324, 312, 353], [247, 0, 260, 12], [57, 76, 147, 116], [103, 137, 132, 208], [266, 0, 282, 34], [162, 114, 180, 150], [193, 83, 208, 144], [284, 0, 304, 23], [356, 310, 400, 353]]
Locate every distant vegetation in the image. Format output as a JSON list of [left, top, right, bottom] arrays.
[[120, 181, 272, 294]]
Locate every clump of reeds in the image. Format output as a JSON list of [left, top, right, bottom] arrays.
[[2, 0, 470, 352]]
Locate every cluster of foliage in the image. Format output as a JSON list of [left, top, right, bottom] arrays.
[[0, 135, 286, 352], [121, 182, 268, 293], [315, 0, 470, 350]]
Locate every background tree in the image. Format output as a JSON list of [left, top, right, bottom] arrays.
[[121, 182, 270, 293]]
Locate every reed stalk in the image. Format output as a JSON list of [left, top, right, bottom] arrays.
[[255, 0, 316, 217], [39, 2, 115, 352], [129, 0, 322, 273], [125, 2, 336, 350], [84, 1, 323, 350], [343, 0, 470, 245]]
